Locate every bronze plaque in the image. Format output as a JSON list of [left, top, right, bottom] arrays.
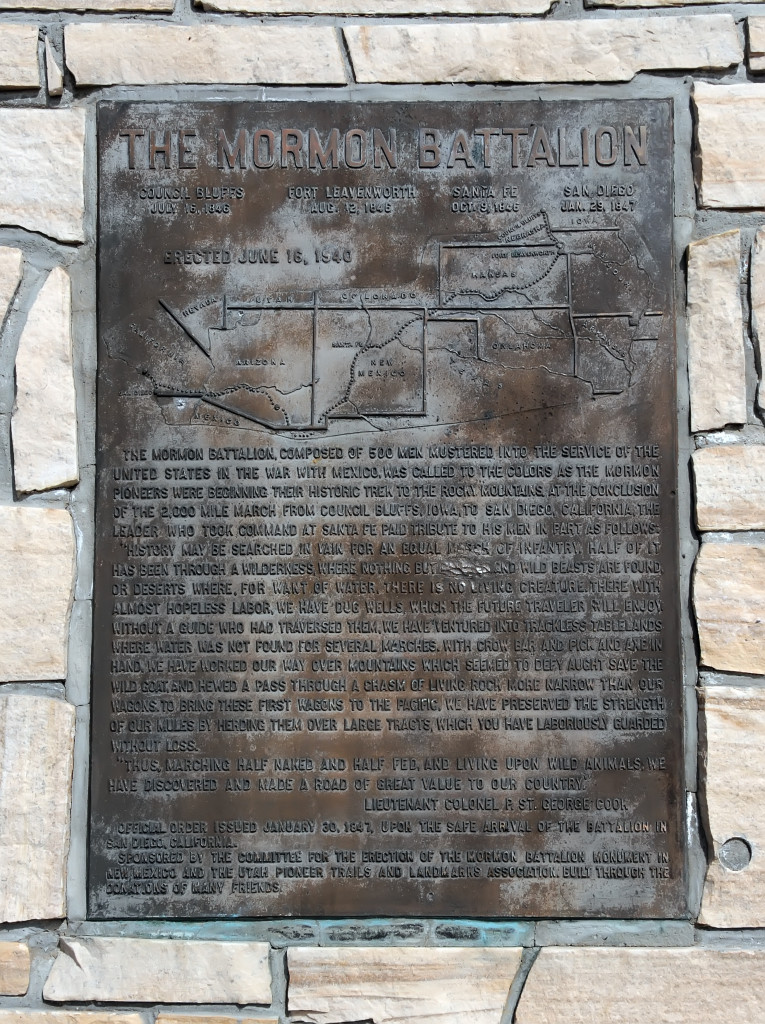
[[90, 99, 685, 919]]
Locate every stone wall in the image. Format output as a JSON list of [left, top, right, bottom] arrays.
[[0, 1, 764, 1021]]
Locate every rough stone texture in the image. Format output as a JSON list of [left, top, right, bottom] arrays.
[[158, 1018, 277, 1024], [1, 0, 170, 7], [751, 227, 765, 416], [0, 108, 85, 243], [516, 947, 765, 1022], [591, 0, 744, 5], [0, 1016, 145, 1024], [694, 82, 765, 208], [44, 939, 272, 1004], [693, 445, 765, 530], [287, 947, 522, 1024], [202, 0, 550, 12], [0, 943, 30, 995], [0, 694, 75, 922], [344, 16, 741, 83], [694, 541, 765, 673], [687, 230, 746, 431], [699, 686, 765, 927], [12, 267, 78, 494], [0, 506, 74, 681], [45, 38, 63, 96], [0, 26, 40, 89], [0, 246, 23, 330], [749, 17, 765, 72], [64, 24, 345, 85]]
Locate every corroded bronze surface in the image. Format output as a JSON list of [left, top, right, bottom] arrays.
[[89, 100, 684, 919]]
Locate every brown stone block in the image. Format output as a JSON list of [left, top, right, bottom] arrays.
[[0, 506, 74, 681], [0, 108, 85, 243], [287, 946, 522, 1024], [345, 16, 741, 84], [699, 685, 765, 927], [516, 947, 765, 1022], [0, 695, 75, 922], [692, 446, 765, 530], [694, 82, 765, 208], [0, 943, 30, 995], [64, 24, 345, 85], [694, 542, 765, 673], [686, 230, 745, 432], [44, 938, 271, 1005]]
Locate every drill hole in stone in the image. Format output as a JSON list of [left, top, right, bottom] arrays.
[[719, 837, 752, 871]]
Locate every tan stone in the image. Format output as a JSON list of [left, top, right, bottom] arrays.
[[12, 267, 78, 493], [694, 541, 765, 673], [287, 947, 522, 1024], [693, 82, 765, 208], [698, 686, 765, 926], [1, 0, 170, 8], [591, 0, 744, 5], [44, 938, 271, 1004], [692, 445, 765, 530], [751, 227, 765, 414], [0, 506, 74, 681], [687, 230, 745, 431], [0, 247, 23, 332], [201, 0, 550, 13], [344, 15, 740, 83], [0, 108, 85, 243], [0, 695, 75, 922], [516, 947, 765, 1023], [0, 26, 40, 89], [0, 1015, 145, 1024], [0, 943, 30, 995], [158, 1017, 277, 1024], [749, 17, 765, 72], [45, 38, 63, 96], [64, 24, 345, 85]]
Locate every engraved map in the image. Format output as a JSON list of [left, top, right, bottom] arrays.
[[109, 213, 662, 433]]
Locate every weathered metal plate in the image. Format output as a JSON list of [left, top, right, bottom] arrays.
[[89, 99, 685, 919]]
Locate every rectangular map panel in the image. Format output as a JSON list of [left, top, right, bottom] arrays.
[[90, 99, 685, 920]]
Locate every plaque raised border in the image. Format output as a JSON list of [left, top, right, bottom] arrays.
[[89, 98, 685, 920]]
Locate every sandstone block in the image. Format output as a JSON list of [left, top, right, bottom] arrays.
[[0, 506, 74, 681], [516, 947, 765, 1023], [1, 0, 171, 7], [0, 26, 40, 89], [287, 946, 522, 1024], [590, 0, 741, 6], [692, 445, 765, 530], [12, 267, 78, 493], [0, 943, 30, 995], [201, 0, 551, 12], [699, 686, 765, 926], [694, 541, 765, 673], [0, 1015, 145, 1024], [45, 38, 63, 96], [751, 227, 765, 414], [0, 108, 85, 243], [157, 1017, 277, 1024], [44, 938, 271, 1004], [694, 82, 765, 208], [64, 24, 345, 85], [0, 694, 75, 922], [687, 230, 745, 431], [749, 17, 765, 72], [344, 15, 740, 83]]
